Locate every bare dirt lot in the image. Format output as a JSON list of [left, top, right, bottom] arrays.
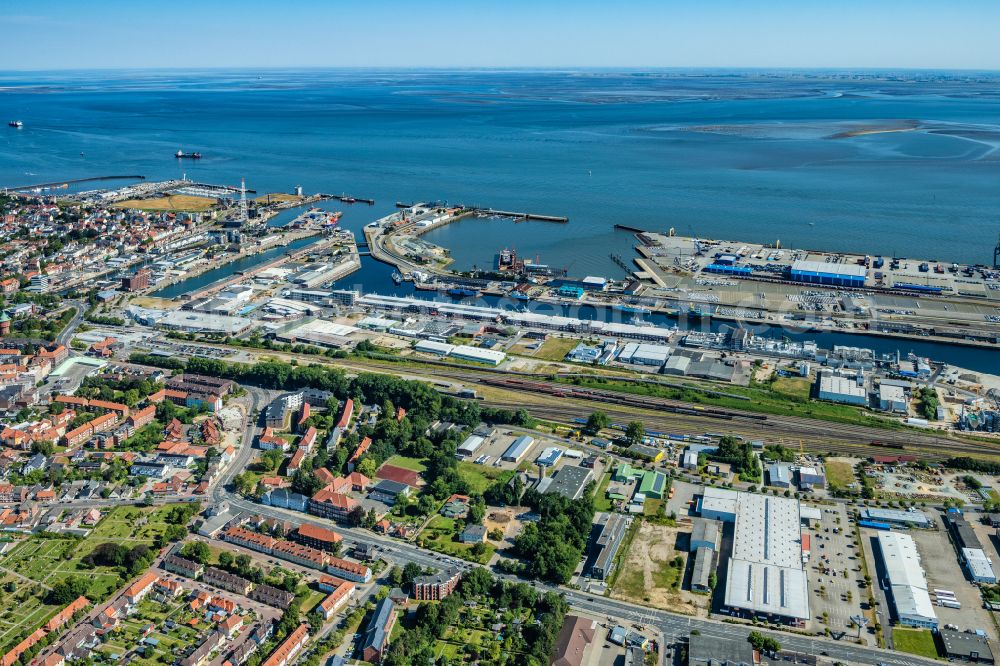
[[611, 521, 708, 617]]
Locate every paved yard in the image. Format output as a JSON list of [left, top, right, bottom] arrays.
[[909, 518, 996, 640]]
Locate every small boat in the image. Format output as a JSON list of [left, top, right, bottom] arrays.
[[8, 121, 22, 128], [391, 271, 403, 285], [175, 150, 201, 159], [612, 303, 652, 315]]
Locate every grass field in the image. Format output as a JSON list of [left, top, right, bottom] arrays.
[[113, 194, 217, 212], [825, 460, 857, 491], [557, 375, 905, 431], [385, 455, 428, 473], [891, 628, 939, 659], [255, 193, 302, 203], [533, 338, 580, 362], [456, 461, 505, 495], [419, 516, 495, 564]]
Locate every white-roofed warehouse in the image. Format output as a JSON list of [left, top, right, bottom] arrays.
[[721, 491, 810, 625], [876, 532, 937, 628]]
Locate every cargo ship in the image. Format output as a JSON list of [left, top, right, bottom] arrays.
[[612, 303, 652, 315], [175, 150, 202, 159], [8, 120, 22, 128], [496, 247, 523, 272]]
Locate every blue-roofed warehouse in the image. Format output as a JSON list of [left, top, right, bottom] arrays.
[[790, 260, 866, 288], [704, 264, 753, 276]]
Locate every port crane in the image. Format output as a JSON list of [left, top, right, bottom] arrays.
[[993, 232, 1000, 269]]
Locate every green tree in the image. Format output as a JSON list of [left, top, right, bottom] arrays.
[[180, 541, 211, 564], [624, 421, 644, 447], [583, 411, 609, 436], [260, 449, 284, 473], [356, 457, 378, 479]]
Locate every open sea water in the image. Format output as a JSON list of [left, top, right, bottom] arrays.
[[2, 69, 1000, 369]]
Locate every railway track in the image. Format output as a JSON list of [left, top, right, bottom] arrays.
[[166, 341, 996, 460]]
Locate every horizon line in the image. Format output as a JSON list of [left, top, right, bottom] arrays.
[[3, 65, 1000, 74]]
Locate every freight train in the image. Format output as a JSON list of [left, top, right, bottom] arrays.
[[481, 377, 768, 423]]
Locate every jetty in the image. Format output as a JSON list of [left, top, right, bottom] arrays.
[[471, 207, 568, 223], [323, 193, 375, 205], [9, 175, 145, 191]]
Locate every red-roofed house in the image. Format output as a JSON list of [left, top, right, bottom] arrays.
[[347, 437, 371, 472], [309, 486, 360, 522], [125, 572, 159, 606], [292, 523, 343, 552]]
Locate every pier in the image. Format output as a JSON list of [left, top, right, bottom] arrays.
[[323, 193, 375, 205], [8, 175, 145, 191], [471, 207, 568, 223], [614, 223, 648, 233]]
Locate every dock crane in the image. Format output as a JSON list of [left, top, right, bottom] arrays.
[[994, 232, 1000, 269]]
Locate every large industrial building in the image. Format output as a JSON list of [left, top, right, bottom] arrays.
[[790, 260, 866, 288], [817, 373, 868, 406], [699, 488, 810, 625], [860, 507, 931, 529], [875, 531, 938, 629]]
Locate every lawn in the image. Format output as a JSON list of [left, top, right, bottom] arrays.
[[385, 455, 428, 473], [456, 461, 506, 495], [892, 628, 940, 659], [825, 460, 857, 491], [533, 337, 580, 362], [419, 516, 495, 565], [769, 377, 811, 400], [593, 472, 613, 512], [113, 194, 217, 212]]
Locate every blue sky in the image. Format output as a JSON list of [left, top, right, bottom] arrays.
[[2, 0, 998, 70]]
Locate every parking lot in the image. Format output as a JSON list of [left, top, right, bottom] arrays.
[[806, 502, 868, 642]]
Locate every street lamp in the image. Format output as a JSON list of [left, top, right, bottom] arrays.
[[850, 614, 869, 639]]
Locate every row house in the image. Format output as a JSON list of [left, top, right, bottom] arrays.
[[325, 557, 372, 584], [261, 623, 308, 666], [202, 567, 253, 596], [316, 579, 355, 620], [127, 405, 157, 430], [249, 584, 295, 610], [124, 571, 159, 606]]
